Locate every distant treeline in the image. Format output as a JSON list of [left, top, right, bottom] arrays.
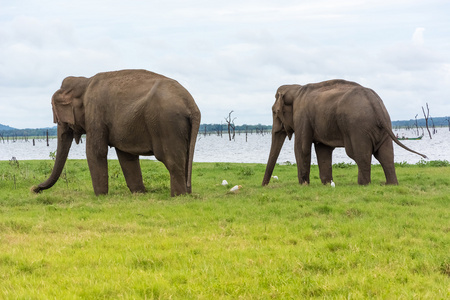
[[200, 118, 450, 134], [392, 117, 449, 129], [0, 127, 57, 140], [199, 124, 272, 135], [1, 117, 449, 138]]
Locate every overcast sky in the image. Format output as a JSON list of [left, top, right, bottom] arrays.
[[1, 0, 449, 129]]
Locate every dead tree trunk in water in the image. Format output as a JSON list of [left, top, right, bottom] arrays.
[[225, 111, 236, 141], [422, 103, 432, 139], [245, 126, 248, 142], [414, 114, 420, 136], [430, 116, 436, 134]]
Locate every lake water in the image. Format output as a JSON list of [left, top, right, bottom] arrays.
[[1, 129, 449, 165]]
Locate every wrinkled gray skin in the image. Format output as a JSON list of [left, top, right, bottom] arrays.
[[262, 80, 426, 186], [33, 69, 201, 197]]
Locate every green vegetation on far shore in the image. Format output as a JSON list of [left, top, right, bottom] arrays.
[[0, 159, 449, 299], [1, 116, 449, 139]]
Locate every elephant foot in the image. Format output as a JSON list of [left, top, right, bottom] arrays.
[[385, 181, 399, 185], [93, 188, 108, 196], [131, 187, 147, 194]]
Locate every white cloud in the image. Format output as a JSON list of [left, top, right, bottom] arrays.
[[412, 27, 425, 45], [1, 0, 450, 128]]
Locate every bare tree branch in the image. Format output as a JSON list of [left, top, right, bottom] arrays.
[[224, 111, 236, 141], [422, 103, 432, 139]]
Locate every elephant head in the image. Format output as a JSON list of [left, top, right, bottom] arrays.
[[262, 85, 299, 186], [52, 76, 89, 143], [32, 77, 89, 193]]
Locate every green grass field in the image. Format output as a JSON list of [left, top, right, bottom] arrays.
[[0, 159, 449, 299]]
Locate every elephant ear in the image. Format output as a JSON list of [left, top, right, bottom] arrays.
[[52, 89, 75, 126], [274, 92, 294, 140], [52, 76, 88, 126]]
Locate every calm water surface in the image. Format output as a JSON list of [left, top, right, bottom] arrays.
[[1, 129, 449, 164]]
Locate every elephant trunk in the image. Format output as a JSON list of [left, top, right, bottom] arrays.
[[32, 124, 73, 193], [262, 131, 287, 186]]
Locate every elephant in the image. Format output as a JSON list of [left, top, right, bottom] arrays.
[[262, 79, 427, 186], [32, 69, 201, 197]]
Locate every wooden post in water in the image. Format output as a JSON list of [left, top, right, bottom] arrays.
[[46, 130, 49, 146]]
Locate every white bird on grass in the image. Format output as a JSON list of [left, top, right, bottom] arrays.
[[229, 185, 242, 193], [330, 180, 335, 188], [222, 180, 228, 186]]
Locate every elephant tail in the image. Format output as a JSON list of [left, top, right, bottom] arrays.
[[384, 125, 428, 159], [187, 109, 201, 194], [369, 89, 427, 159]]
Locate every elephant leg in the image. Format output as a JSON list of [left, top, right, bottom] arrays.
[[164, 158, 187, 196], [356, 158, 372, 185], [374, 138, 398, 185], [294, 135, 311, 184], [86, 139, 109, 195], [314, 143, 334, 184], [170, 166, 187, 196], [115, 148, 146, 193], [345, 137, 372, 185], [154, 143, 188, 197]]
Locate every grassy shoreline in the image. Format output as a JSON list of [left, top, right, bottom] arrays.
[[1, 160, 449, 298]]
